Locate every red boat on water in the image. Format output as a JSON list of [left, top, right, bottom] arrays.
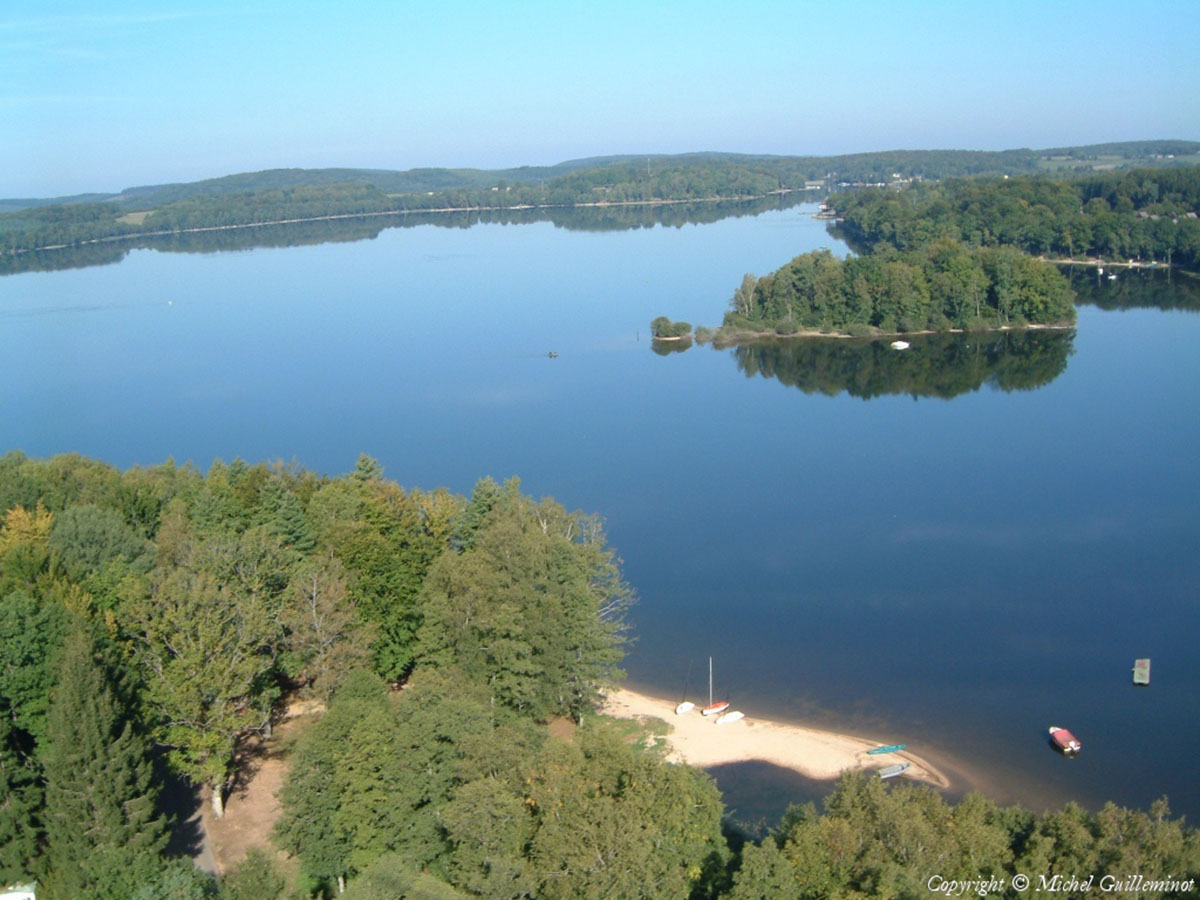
[[1049, 726, 1081, 755]]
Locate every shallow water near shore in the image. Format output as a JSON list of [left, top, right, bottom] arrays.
[[3, 203, 1197, 823]]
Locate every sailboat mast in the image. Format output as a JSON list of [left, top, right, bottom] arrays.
[[708, 656, 713, 706]]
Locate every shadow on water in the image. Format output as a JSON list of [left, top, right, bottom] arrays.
[[706, 760, 834, 838], [703, 329, 1076, 400]]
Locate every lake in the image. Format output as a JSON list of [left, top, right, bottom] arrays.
[[3, 203, 1198, 825]]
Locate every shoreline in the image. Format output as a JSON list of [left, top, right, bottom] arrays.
[[3, 190, 820, 257], [600, 686, 951, 790], [707, 321, 1074, 346]]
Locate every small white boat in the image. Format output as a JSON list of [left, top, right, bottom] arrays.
[[890, 340, 910, 350], [1108, 274, 1117, 281], [715, 710, 744, 725], [675, 701, 695, 715], [878, 762, 911, 779]]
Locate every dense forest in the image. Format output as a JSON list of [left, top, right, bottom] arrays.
[[719, 240, 1076, 337], [2, 452, 1199, 898], [3, 141, 1197, 254], [830, 168, 1200, 270]]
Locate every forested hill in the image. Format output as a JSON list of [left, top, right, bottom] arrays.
[[830, 166, 1200, 270], [2, 140, 1197, 253]]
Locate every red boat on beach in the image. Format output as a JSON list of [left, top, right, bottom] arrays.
[[1049, 726, 1081, 755], [700, 656, 730, 716]]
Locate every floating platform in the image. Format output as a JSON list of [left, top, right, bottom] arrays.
[[1133, 658, 1151, 686]]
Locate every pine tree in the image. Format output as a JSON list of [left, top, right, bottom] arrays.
[[352, 453, 384, 484], [41, 618, 168, 899], [256, 477, 316, 553], [0, 716, 43, 886]]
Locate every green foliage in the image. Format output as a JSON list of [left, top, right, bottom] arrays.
[[0, 589, 69, 743], [340, 853, 469, 900], [217, 848, 289, 900], [48, 503, 155, 578], [41, 618, 169, 899], [274, 671, 388, 889], [526, 719, 727, 900], [0, 715, 43, 885], [439, 778, 535, 898], [255, 477, 317, 553], [452, 476, 502, 551], [728, 773, 1200, 900], [310, 475, 446, 681], [418, 487, 630, 722], [650, 316, 693, 338], [833, 167, 1200, 270], [280, 554, 375, 699], [275, 669, 502, 891], [130, 859, 217, 900], [123, 531, 290, 811], [723, 240, 1076, 336]]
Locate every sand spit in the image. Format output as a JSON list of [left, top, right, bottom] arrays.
[[601, 687, 950, 789]]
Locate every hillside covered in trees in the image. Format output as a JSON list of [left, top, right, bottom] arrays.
[[692, 166, 1199, 342], [830, 167, 1200, 271], [2, 141, 1197, 255], [2, 451, 1199, 898]]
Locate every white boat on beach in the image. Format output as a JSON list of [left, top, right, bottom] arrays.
[[675, 701, 695, 715], [715, 710, 744, 725], [878, 762, 911, 779]]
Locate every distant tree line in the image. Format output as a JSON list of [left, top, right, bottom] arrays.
[[0, 194, 813, 277], [830, 168, 1200, 270], [1, 451, 1198, 898], [720, 240, 1076, 337], [4, 143, 1197, 254]]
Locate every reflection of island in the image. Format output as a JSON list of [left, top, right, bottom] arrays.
[[729, 330, 1075, 399], [0, 193, 816, 277], [1062, 267, 1200, 312], [650, 337, 693, 356]]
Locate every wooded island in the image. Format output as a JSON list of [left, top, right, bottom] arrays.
[[656, 165, 1200, 344]]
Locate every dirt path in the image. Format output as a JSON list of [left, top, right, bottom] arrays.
[[197, 701, 323, 875]]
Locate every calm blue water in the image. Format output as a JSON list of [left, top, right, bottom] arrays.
[[3, 206, 1198, 822]]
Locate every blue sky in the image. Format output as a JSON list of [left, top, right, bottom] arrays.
[[3, 0, 1198, 197]]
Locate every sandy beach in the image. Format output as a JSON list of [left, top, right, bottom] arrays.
[[601, 687, 950, 789]]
